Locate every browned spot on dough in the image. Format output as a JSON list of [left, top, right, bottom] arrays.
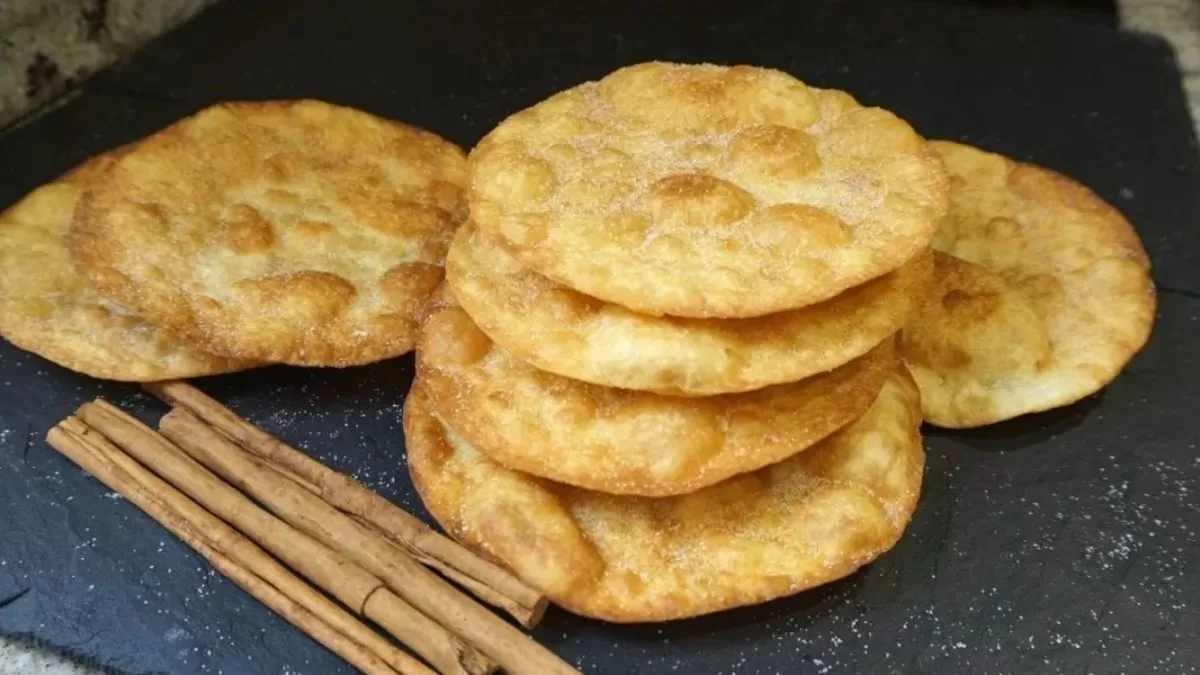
[[466, 498, 602, 596], [424, 283, 459, 314], [294, 219, 334, 238], [194, 295, 222, 317], [671, 473, 764, 521], [941, 288, 997, 314], [727, 125, 821, 180], [263, 188, 303, 210], [681, 75, 729, 102], [87, 267, 135, 297], [234, 271, 355, 324], [380, 262, 443, 319], [643, 174, 756, 231], [985, 216, 1019, 239], [222, 204, 276, 254], [485, 389, 512, 407], [419, 228, 457, 262], [943, 346, 972, 369], [368, 313, 421, 348], [362, 201, 454, 242], [422, 180, 468, 220], [263, 155, 294, 182], [1017, 273, 1065, 307], [750, 204, 853, 250], [423, 308, 492, 366], [130, 201, 170, 234]]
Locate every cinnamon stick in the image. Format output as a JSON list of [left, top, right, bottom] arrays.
[[157, 403, 578, 672], [47, 420, 428, 675], [75, 401, 493, 675], [142, 380, 546, 627], [197, 440, 527, 623], [349, 515, 528, 622], [58, 416, 432, 675], [157, 406, 577, 675]]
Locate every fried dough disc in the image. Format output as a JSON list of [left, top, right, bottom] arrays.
[[447, 219, 930, 395], [468, 62, 947, 318], [69, 100, 468, 366], [416, 303, 895, 496], [899, 142, 1155, 427], [0, 155, 252, 381], [405, 368, 924, 622]]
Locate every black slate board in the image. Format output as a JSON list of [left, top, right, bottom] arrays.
[[1, 1, 1198, 673]]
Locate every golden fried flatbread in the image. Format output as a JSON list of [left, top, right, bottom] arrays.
[[69, 100, 468, 366], [417, 303, 895, 496], [0, 156, 252, 381], [405, 368, 924, 622], [899, 142, 1155, 427], [448, 219, 930, 395], [468, 61, 947, 319]]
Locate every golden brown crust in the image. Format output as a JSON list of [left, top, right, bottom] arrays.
[[468, 62, 948, 318], [416, 303, 896, 496], [448, 219, 931, 395], [69, 100, 468, 366], [0, 155, 253, 381], [899, 141, 1156, 427], [405, 369, 924, 622]]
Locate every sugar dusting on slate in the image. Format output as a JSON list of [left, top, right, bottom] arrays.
[[568, 442, 1194, 674], [2, 305, 1194, 675], [850, 443, 1200, 674]]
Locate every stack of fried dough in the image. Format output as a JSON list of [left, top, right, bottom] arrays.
[[0, 100, 471, 379], [408, 62, 948, 622], [410, 62, 1156, 622]]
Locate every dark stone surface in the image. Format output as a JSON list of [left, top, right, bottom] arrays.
[[0, 0, 1197, 673]]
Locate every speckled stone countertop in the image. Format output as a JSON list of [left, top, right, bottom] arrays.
[[0, 0, 1197, 673]]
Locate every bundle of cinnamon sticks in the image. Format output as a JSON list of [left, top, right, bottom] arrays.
[[45, 382, 577, 675]]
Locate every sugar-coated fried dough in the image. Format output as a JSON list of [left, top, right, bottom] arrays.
[[469, 62, 947, 318], [900, 141, 1155, 427], [405, 369, 924, 622], [69, 100, 468, 366], [416, 303, 896, 496], [0, 154, 252, 381], [448, 219, 930, 395]]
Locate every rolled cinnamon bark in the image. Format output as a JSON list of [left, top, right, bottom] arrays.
[[156, 406, 577, 675], [74, 401, 493, 675], [47, 419, 430, 675], [143, 380, 546, 627]]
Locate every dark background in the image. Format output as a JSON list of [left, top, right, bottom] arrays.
[[0, 0, 1125, 135], [0, 0, 1197, 673], [936, 0, 1116, 20]]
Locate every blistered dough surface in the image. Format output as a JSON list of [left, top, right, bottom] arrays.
[[70, 100, 468, 366], [448, 219, 929, 395], [405, 369, 924, 621], [417, 303, 895, 496], [900, 142, 1155, 427], [469, 62, 948, 318], [0, 155, 252, 380]]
